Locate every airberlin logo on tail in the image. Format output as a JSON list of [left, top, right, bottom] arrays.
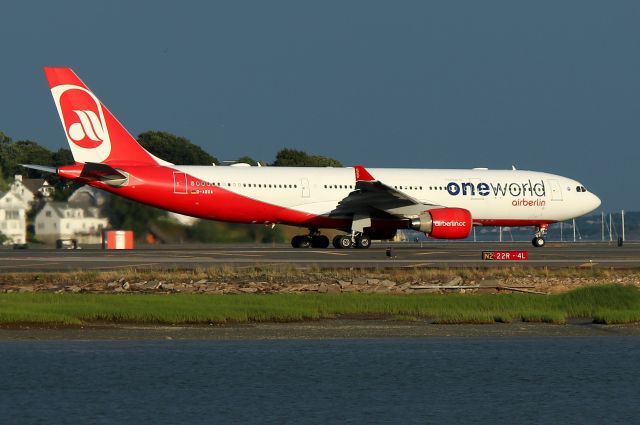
[[68, 110, 107, 146], [50, 84, 111, 163]]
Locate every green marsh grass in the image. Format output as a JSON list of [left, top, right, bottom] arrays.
[[0, 284, 639, 326]]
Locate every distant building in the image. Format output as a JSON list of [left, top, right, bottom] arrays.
[[9, 175, 54, 204], [0, 191, 28, 244], [68, 185, 108, 207], [35, 201, 108, 244]]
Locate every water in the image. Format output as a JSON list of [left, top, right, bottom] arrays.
[[0, 337, 639, 424]]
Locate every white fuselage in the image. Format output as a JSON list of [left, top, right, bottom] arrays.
[[172, 166, 601, 223]]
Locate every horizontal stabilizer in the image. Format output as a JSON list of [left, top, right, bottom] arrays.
[[80, 162, 128, 186], [20, 164, 57, 174]]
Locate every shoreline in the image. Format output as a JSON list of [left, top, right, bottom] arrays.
[[2, 320, 640, 341], [3, 267, 640, 295]]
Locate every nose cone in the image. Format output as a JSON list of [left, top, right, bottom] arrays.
[[586, 192, 601, 214]]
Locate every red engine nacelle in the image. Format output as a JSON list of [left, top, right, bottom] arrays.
[[409, 207, 472, 239]]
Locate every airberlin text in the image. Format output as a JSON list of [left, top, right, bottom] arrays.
[[447, 180, 547, 207]]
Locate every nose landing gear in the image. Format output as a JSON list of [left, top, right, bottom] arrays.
[[531, 224, 548, 247]]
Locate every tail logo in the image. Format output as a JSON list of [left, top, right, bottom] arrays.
[[50, 84, 111, 163], [68, 110, 106, 144]]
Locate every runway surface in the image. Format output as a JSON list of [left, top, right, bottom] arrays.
[[0, 242, 638, 272]]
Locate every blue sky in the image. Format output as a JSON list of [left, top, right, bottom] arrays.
[[1, 1, 638, 211]]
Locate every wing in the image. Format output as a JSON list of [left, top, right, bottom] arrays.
[[329, 165, 441, 219]]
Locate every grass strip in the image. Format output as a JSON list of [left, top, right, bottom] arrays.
[[0, 284, 639, 326]]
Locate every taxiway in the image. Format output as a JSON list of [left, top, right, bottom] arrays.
[[0, 242, 638, 272]]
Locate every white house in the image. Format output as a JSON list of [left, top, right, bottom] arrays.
[[0, 191, 28, 244], [9, 175, 54, 205], [35, 201, 108, 244]]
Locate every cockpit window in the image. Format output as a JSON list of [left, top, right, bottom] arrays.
[[576, 186, 588, 192]]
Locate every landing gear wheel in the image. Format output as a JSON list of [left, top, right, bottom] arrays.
[[355, 235, 371, 249], [291, 235, 312, 248], [337, 235, 354, 249], [332, 235, 342, 249], [311, 235, 330, 248], [532, 237, 545, 248]]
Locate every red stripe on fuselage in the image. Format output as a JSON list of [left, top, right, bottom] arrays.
[[86, 165, 351, 229], [80, 165, 554, 232]]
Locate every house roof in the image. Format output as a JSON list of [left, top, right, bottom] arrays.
[[0, 191, 28, 208], [21, 178, 48, 195], [68, 185, 108, 207]]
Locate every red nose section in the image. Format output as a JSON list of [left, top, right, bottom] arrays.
[[428, 208, 473, 239]]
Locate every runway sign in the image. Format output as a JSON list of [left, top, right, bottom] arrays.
[[482, 251, 528, 261]]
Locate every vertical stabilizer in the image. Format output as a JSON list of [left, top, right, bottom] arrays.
[[43, 67, 160, 165]]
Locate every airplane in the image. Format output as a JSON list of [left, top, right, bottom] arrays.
[[24, 67, 601, 249]]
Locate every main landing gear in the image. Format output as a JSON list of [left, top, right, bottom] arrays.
[[292, 213, 374, 249], [332, 233, 371, 249], [531, 224, 548, 248], [290, 231, 372, 249], [291, 232, 330, 248]]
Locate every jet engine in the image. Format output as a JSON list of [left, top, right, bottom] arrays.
[[409, 207, 472, 239]]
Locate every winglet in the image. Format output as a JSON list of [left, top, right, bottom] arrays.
[[354, 165, 375, 182]]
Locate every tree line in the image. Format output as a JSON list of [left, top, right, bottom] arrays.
[[0, 130, 342, 183], [0, 130, 342, 243]]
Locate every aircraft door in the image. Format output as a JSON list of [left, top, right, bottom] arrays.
[[546, 179, 563, 201], [300, 178, 310, 198], [174, 172, 188, 194]]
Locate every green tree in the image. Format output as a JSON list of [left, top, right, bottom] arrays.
[[138, 131, 219, 165], [0, 131, 11, 147], [272, 148, 342, 167], [185, 221, 285, 243], [106, 194, 167, 236], [0, 140, 54, 178], [235, 156, 259, 166], [52, 148, 74, 166], [0, 165, 6, 191]]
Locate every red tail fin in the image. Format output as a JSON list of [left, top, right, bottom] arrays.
[[44, 67, 161, 166]]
